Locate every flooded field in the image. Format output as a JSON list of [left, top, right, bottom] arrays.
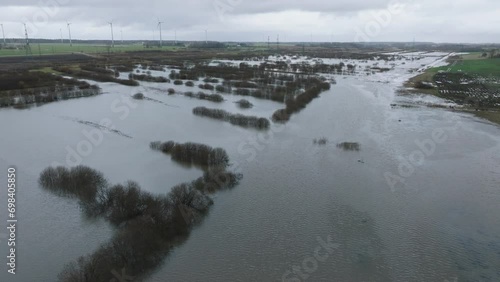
[[0, 52, 499, 281]]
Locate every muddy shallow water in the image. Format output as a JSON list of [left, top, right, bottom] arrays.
[[0, 53, 499, 282]]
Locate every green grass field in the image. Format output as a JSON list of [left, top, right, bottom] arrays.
[[0, 43, 184, 57], [0, 42, 286, 57], [432, 56, 500, 78]]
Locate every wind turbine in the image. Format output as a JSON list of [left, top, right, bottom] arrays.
[[67, 22, 72, 47], [157, 19, 163, 48], [60, 28, 63, 43], [0, 24, 5, 45], [205, 29, 208, 44], [108, 21, 114, 47]]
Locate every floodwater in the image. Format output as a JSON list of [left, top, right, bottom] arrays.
[[1, 53, 499, 282]]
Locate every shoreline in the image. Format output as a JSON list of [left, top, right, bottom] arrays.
[[399, 54, 500, 127]]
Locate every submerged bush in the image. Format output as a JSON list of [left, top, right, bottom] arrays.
[[150, 141, 229, 168], [235, 99, 253, 109], [337, 142, 360, 151], [215, 85, 226, 93], [313, 138, 328, 145], [199, 83, 215, 90], [198, 92, 224, 102], [132, 93, 145, 99], [39, 166, 107, 203], [179, 91, 223, 102], [129, 73, 170, 83], [204, 77, 219, 83], [193, 106, 270, 129], [42, 143, 242, 281], [272, 79, 330, 122]]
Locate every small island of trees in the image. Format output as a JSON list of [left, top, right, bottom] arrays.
[[39, 141, 241, 281], [193, 106, 270, 129]]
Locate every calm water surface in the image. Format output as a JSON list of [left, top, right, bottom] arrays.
[[0, 54, 499, 282]]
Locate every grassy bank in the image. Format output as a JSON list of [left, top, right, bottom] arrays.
[[404, 54, 500, 126], [0, 43, 183, 57]]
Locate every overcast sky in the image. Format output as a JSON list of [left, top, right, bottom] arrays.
[[0, 0, 499, 43]]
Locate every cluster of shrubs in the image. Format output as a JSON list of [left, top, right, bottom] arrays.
[[53, 66, 139, 86], [215, 85, 227, 93], [1, 86, 101, 109], [337, 142, 360, 151], [183, 91, 224, 102], [113, 63, 136, 73], [204, 77, 219, 83], [80, 64, 116, 76], [129, 73, 170, 83], [231, 88, 286, 102], [150, 141, 229, 168], [169, 70, 199, 81], [132, 93, 145, 99], [0, 71, 101, 108], [313, 138, 329, 145], [0, 70, 91, 91], [193, 106, 270, 129], [147, 64, 166, 71], [235, 99, 253, 108], [233, 81, 258, 88], [199, 83, 215, 90], [39, 166, 108, 203], [40, 145, 241, 281], [185, 81, 195, 87], [273, 80, 331, 122]]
